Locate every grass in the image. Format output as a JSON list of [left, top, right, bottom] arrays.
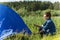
[[4, 15, 60, 40], [22, 16, 60, 33]]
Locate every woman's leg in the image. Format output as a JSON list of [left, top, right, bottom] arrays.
[[39, 27, 44, 37]]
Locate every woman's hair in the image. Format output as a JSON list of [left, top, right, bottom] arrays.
[[45, 12, 51, 18]]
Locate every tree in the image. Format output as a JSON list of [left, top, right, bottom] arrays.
[[53, 2, 60, 10]]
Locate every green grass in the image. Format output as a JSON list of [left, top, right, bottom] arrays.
[[22, 16, 60, 33], [4, 16, 60, 40]]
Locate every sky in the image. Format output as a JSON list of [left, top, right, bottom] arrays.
[[40, 0, 60, 3], [0, 0, 60, 3], [0, 0, 23, 2]]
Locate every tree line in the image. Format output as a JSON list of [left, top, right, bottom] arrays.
[[2, 1, 60, 11]]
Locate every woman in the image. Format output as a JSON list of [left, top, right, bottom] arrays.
[[34, 12, 56, 37]]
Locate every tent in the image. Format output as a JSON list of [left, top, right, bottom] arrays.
[[0, 4, 32, 39]]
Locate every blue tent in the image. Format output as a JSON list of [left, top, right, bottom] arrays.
[[0, 4, 32, 39]]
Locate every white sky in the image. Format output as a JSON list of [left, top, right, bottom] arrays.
[[0, 0, 23, 2], [40, 0, 60, 3], [0, 0, 60, 3]]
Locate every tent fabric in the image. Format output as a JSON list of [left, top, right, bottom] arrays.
[[0, 4, 32, 39]]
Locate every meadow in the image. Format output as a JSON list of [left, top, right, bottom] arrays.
[[1, 1, 60, 40], [4, 15, 60, 40]]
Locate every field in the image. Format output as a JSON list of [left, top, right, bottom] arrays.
[[4, 15, 60, 40], [1, 1, 60, 40]]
